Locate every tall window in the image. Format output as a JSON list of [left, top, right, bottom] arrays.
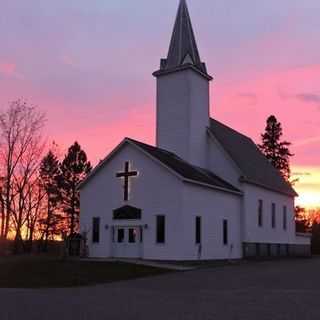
[[140, 226, 143, 243], [92, 217, 100, 243], [156, 215, 166, 243], [223, 219, 228, 245], [271, 203, 276, 228], [128, 228, 137, 243], [195, 216, 201, 244], [283, 206, 287, 230], [118, 228, 125, 243], [258, 199, 263, 227]]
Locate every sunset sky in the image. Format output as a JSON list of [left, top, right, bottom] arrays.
[[1, 0, 320, 208]]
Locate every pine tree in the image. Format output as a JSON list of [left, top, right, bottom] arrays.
[[39, 149, 62, 250], [59, 142, 92, 235], [295, 206, 309, 233], [258, 115, 293, 181]]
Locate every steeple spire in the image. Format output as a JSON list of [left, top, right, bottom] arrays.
[[153, 0, 212, 80]]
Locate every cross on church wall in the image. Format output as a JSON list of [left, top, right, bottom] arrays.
[[116, 161, 138, 201]]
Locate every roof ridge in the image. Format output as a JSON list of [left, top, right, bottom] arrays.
[[126, 138, 177, 156], [126, 138, 240, 194]]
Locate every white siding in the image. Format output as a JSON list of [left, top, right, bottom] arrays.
[[80, 143, 185, 260], [207, 135, 241, 189], [80, 141, 244, 261], [80, 142, 309, 261], [242, 183, 297, 244], [181, 183, 242, 260], [156, 69, 210, 168]]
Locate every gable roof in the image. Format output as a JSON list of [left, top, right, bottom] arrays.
[[127, 138, 240, 194], [79, 138, 241, 195], [209, 118, 297, 197]]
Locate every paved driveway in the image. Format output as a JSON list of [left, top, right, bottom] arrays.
[[1, 258, 320, 320]]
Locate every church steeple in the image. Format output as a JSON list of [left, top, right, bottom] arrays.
[[153, 0, 212, 80], [154, 0, 211, 168]]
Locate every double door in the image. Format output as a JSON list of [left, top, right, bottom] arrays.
[[112, 226, 143, 258]]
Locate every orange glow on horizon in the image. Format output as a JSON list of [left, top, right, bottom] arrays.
[[293, 165, 320, 209]]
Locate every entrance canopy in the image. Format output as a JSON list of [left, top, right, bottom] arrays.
[[113, 205, 142, 220]]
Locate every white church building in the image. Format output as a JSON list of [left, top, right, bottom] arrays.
[[80, 0, 311, 260]]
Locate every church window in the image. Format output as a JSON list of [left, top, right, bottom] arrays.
[[195, 216, 201, 244], [129, 228, 137, 243], [271, 203, 276, 228], [223, 219, 228, 245], [258, 200, 263, 227], [92, 217, 100, 243], [118, 228, 125, 243], [283, 206, 287, 230], [156, 215, 166, 244]]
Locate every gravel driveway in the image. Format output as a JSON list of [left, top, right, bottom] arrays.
[[1, 258, 319, 320]]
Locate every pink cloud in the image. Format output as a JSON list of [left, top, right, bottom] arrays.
[[0, 62, 23, 79], [61, 55, 77, 68], [32, 98, 155, 166], [0, 63, 16, 75], [213, 64, 320, 166]]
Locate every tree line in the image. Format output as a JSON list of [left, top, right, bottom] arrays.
[[258, 115, 320, 254], [0, 100, 91, 252]]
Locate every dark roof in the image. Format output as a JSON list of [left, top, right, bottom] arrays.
[[209, 118, 297, 197], [153, 0, 212, 80], [128, 138, 241, 194]]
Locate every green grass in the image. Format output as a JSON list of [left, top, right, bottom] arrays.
[[0, 256, 170, 288]]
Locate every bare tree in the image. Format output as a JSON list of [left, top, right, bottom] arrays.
[[25, 179, 46, 251], [0, 100, 46, 243], [0, 177, 5, 237]]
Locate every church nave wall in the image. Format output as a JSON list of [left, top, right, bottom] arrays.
[[180, 183, 242, 260], [242, 183, 296, 245]]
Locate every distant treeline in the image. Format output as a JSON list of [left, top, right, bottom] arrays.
[[0, 100, 91, 253]]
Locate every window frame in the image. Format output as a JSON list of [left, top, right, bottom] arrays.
[[223, 219, 228, 245], [258, 199, 263, 227], [271, 203, 276, 229], [117, 228, 125, 243], [283, 206, 287, 230], [195, 216, 201, 244], [140, 226, 143, 243], [156, 215, 166, 244], [92, 217, 100, 243], [128, 228, 136, 243]]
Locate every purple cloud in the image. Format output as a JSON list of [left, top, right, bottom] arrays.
[[295, 93, 320, 107]]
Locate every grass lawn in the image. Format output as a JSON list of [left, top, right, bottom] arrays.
[[0, 256, 170, 288]]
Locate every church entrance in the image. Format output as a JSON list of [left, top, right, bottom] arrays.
[[112, 226, 143, 258]]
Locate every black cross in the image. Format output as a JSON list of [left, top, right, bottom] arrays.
[[116, 161, 138, 201]]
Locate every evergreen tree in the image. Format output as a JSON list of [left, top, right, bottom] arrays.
[[295, 206, 309, 233], [39, 149, 62, 250], [258, 115, 293, 181], [59, 142, 91, 235]]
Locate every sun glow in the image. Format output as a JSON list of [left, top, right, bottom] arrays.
[[293, 166, 320, 209]]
